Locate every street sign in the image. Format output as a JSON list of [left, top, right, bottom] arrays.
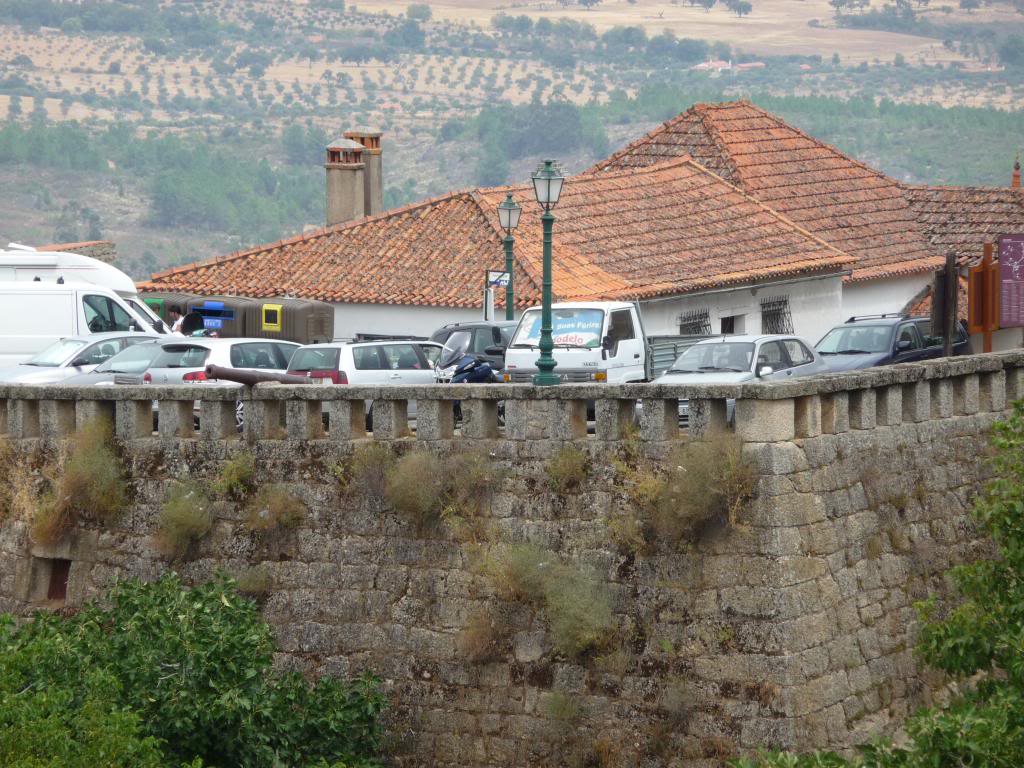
[[487, 270, 510, 288], [999, 235, 1024, 329]]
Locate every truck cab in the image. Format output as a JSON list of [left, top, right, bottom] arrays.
[[502, 302, 647, 384]]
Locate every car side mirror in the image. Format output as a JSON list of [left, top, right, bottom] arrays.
[[896, 339, 911, 351], [757, 365, 774, 378], [602, 335, 614, 351], [70, 356, 89, 367], [484, 345, 504, 356]]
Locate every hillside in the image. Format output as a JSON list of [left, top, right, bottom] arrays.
[[0, 0, 1020, 278]]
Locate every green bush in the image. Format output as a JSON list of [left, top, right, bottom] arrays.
[[213, 451, 256, 500], [385, 451, 445, 527], [0, 574, 386, 768], [547, 445, 588, 494], [155, 480, 213, 559], [733, 401, 1024, 767]]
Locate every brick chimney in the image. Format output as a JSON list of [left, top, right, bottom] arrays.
[[344, 128, 383, 216], [325, 138, 366, 227], [1013, 155, 1021, 189]]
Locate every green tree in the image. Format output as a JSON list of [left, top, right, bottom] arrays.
[[734, 400, 1024, 767], [0, 574, 386, 768], [406, 2, 431, 21]]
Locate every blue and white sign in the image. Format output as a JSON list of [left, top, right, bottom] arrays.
[[487, 270, 510, 288]]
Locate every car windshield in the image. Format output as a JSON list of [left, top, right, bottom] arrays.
[[151, 345, 211, 369], [816, 325, 892, 354], [25, 339, 87, 367], [667, 342, 755, 373], [511, 308, 605, 349], [96, 342, 160, 373], [288, 347, 340, 372]]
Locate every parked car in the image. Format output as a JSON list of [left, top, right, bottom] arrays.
[[124, 338, 301, 385], [652, 334, 829, 424], [430, 321, 517, 372], [0, 332, 159, 384], [287, 339, 443, 429], [63, 339, 163, 387], [815, 315, 969, 372]]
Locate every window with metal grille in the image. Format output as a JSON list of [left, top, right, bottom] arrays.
[[760, 296, 794, 335], [678, 308, 711, 335]]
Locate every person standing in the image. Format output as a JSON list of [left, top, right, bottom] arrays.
[[168, 305, 184, 334]]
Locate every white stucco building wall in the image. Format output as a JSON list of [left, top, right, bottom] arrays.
[[637, 274, 846, 345], [841, 273, 932, 320], [332, 302, 481, 340]]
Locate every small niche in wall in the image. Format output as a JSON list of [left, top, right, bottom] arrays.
[[26, 557, 72, 606], [46, 559, 71, 603]]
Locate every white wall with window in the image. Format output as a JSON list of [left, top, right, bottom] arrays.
[[637, 274, 844, 344]]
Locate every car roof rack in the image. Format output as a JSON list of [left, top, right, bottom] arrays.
[[844, 313, 907, 323], [352, 333, 429, 342]]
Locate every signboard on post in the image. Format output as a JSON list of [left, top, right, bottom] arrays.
[[487, 270, 510, 288], [999, 235, 1024, 329]]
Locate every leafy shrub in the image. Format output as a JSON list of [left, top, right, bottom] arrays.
[[155, 480, 213, 559], [733, 401, 1024, 768], [487, 544, 614, 658], [651, 434, 755, 543], [244, 484, 306, 532], [213, 451, 256, 500], [547, 445, 588, 494], [348, 442, 395, 497], [385, 451, 445, 527], [0, 574, 386, 767]]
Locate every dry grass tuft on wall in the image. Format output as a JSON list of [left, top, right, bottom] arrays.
[[155, 480, 214, 560], [244, 484, 306, 532]]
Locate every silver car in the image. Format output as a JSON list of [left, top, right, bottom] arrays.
[[654, 334, 828, 424], [0, 332, 158, 385], [117, 337, 300, 385]]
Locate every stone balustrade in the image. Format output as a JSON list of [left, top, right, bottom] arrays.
[[1, 351, 1022, 445]]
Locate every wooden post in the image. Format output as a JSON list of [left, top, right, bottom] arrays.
[[983, 242, 995, 354], [943, 252, 957, 358]]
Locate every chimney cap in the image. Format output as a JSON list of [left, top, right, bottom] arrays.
[[327, 137, 365, 151], [344, 127, 383, 139]]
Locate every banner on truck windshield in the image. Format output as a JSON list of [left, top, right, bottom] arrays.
[[519, 308, 604, 348]]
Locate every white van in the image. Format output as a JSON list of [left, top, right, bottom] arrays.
[[0, 244, 166, 333], [0, 281, 156, 365]]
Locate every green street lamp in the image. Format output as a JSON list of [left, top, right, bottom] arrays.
[[496, 192, 521, 321], [530, 159, 565, 387]]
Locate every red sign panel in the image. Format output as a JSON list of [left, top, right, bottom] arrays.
[[1000, 235, 1024, 329]]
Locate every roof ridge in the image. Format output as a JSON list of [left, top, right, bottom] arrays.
[[583, 105, 702, 175], [903, 182, 1024, 194], [148, 189, 480, 282], [694, 104, 742, 182]]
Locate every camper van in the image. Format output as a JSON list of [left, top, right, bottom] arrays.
[[0, 244, 166, 332], [0, 281, 155, 365]]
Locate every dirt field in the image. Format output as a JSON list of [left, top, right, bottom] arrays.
[[358, 0, 1005, 63]]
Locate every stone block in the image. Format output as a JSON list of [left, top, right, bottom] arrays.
[[504, 399, 546, 440], [552, 399, 587, 440], [821, 391, 849, 434], [980, 370, 1006, 412], [901, 381, 930, 423], [244, 399, 285, 441], [370, 400, 409, 440], [848, 389, 876, 430], [158, 399, 194, 439], [200, 400, 237, 441], [10, 399, 40, 439], [286, 400, 324, 440], [690, 398, 729, 439], [794, 395, 822, 438], [461, 399, 499, 439], [953, 374, 979, 415], [39, 400, 75, 439], [415, 399, 454, 441], [115, 400, 151, 440], [326, 400, 366, 441], [75, 400, 115, 433], [594, 399, 634, 441], [930, 379, 953, 419], [638, 398, 678, 442], [0, 399, 7, 435], [877, 385, 902, 426], [1006, 367, 1024, 405], [735, 398, 795, 442]]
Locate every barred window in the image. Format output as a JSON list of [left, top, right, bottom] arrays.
[[678, 308, 711, 335], [760, 296, 794, 335]]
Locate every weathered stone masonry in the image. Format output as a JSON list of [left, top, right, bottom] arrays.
[[1, 352, 1022, 767]]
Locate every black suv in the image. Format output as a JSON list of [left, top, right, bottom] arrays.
[[816, 314, 970, 372], [429, 321, 518, 371]]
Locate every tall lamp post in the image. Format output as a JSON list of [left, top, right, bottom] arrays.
[[496, 192, 521, 321], [530, 159, 565, 387]]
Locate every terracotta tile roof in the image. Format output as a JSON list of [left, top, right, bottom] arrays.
[[902, 185, 1024, 265], [587, 100, 943, 283], [902, 275, 969, 320], [142, 157, 854, 307]]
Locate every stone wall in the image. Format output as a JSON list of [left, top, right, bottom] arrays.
[[0, 352, 1022, 767]]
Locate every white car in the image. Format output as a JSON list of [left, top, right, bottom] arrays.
[[0, 332, 159, 384]]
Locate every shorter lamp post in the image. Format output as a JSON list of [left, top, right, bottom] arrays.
[[496, 192, 521, 321], [530, 159, 565, 387]]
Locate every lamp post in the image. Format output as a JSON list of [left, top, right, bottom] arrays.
[[530, 159, 565, 387], [496, 192, 521, 321]]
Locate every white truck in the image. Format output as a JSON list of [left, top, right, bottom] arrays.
[[501, 301, 706, 384]]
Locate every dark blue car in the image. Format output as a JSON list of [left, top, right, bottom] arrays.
[[816, 315, 970, 372]]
